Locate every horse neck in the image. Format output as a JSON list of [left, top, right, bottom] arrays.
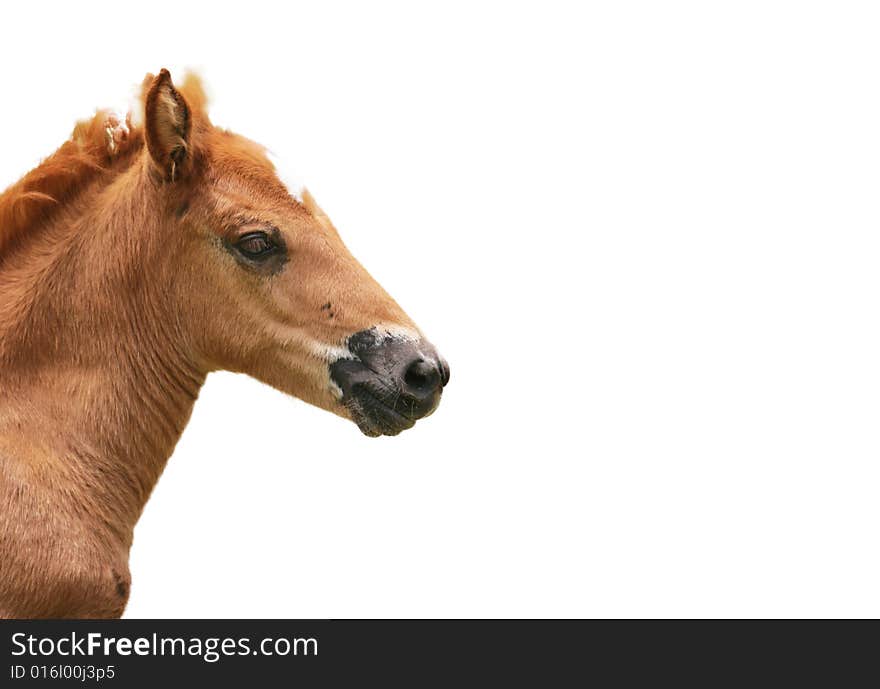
[[0, 162, 206, 536]]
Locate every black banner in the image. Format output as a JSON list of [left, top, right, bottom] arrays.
[[1, 620, 876, 686]]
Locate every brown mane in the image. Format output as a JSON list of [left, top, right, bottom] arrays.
[[0, 118, 121, 260], [0, 73, 209, 263]]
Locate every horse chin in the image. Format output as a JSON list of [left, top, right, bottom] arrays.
[[344, 389, 419, 438]]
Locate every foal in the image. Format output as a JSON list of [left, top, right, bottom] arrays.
[[0, 70, 448, 618]]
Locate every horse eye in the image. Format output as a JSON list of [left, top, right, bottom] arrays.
[[236, 232, 275, 258]]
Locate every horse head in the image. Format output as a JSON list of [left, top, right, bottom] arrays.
[[139, 69, 449, 437]]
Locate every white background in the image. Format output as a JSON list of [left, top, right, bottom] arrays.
[[2, 1, 878, 618]]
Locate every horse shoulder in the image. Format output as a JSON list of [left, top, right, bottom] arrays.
[[0, 446, 132, 619]]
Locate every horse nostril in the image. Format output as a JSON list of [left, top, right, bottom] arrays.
[[403, 358, 441, 395], [438, 358, 450, 387]]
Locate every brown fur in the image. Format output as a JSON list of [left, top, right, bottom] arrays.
[[0, 70, 418, 618]]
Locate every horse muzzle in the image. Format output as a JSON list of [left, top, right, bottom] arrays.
[[329, 328, 450, 437]]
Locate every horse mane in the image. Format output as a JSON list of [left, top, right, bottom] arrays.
[[0, 72, 208, 260]]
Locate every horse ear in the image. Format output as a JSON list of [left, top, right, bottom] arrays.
[[143, 69, 192, 182]]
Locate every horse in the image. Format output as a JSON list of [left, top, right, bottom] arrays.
[[0, 69, 449, 618]]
